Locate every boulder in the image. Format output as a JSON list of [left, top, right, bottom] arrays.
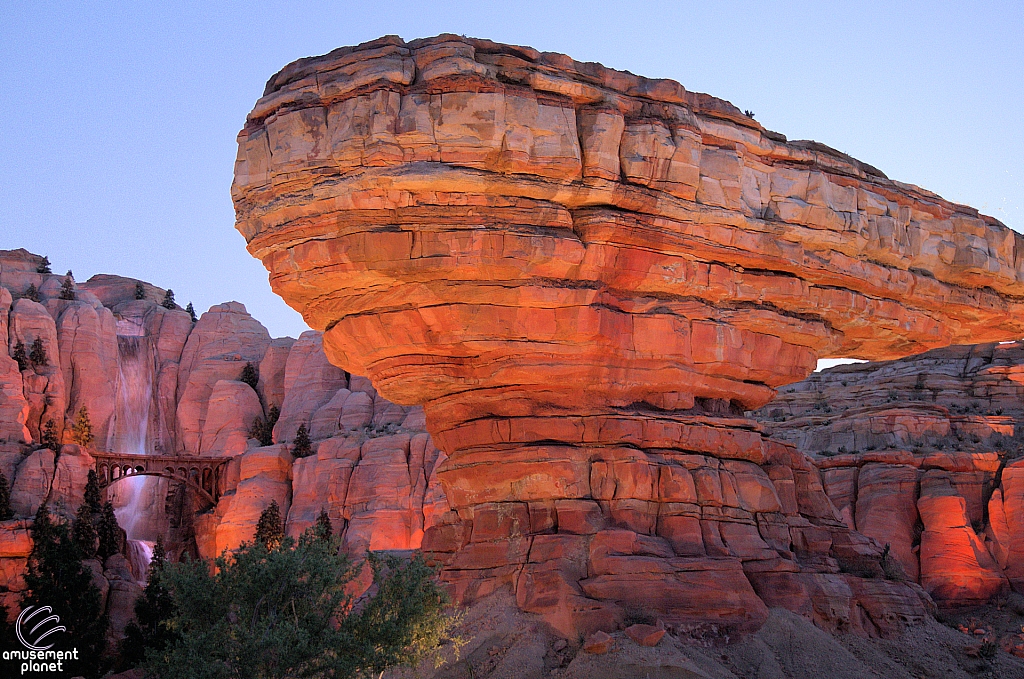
[[175, 302, 271, 454], [199, 380, 263, 457], [273, 331, 348, 442]]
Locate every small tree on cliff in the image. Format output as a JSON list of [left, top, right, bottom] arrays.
[[292, 423, 313, 458], [185, 301, 197, 322], [0, 469, 13, 521], [239, 361, 259, 391], [117, 536, 177, 671], [12, 340, 28, 371], [40, 419, 60, 452], [314, 507, 332, 542], [161, 289, 176, 309], [72, 502, 98, 558], [59, 274, 75, 300], [25, 504, 109, 678], [141, 529, 458, 679], [134, 281, 146, 300], [97, 501, 121, 559], [84, 469, 102, 514], [35, 255, 51, 274], [254, 500, 284, 550], [29, 336, 48, 367], [249, 404, 280, 447], [25, 283, 40, 303], [70, 405, 95, 447]]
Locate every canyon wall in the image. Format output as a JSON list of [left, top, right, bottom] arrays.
[[0, 248, 448, 623], [231, 34, 1024, 639], [756, 342, 1024, 606]]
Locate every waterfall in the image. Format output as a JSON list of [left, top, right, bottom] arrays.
[[107, 331, 158, 579], [126, 540, 155, 585]]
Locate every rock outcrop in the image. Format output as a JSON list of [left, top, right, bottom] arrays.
[[0, 248, 447, 627], [757, 342, 1024, 605], [232, 35, 1024, 638]]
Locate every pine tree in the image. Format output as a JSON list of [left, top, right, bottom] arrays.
[[0, 469, 13, 521], [292, 422, 313, 458], [185, 302, 197, 322], [239, 361, 259, 391], [117, 535, 177, 671], [72, 502, 98, 558], [36, 256, 51, 274], [25, 504, 108, 678], [314, 507, 332, 542], [25, 283, 40, 302], [40, 419, 60, 452], [249, 403, 279, 447], [134, 281, 146, 300], [84, 469, 102, 514], [70, 405, 94, 447], [11, 340, 28, 371], [254, 500, 284, 550], [161, 289, 176, 309], [59, 275, 75, 300], [97, 501, 121, 559], [29, 336, 48, 367], [66, 270, 73, 279]]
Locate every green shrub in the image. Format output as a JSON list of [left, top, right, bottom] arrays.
[[141, 529, 460, 679]]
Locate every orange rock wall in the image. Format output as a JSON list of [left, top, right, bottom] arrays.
[[0, 249, 449, 620], [228, 35, 1024, 637], [758, 342, 1024, 604]]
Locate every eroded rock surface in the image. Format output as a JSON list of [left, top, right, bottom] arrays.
[[231, 35, 1024, 637], [757, 342, 1024, 605], [0, 248, 447, 625]]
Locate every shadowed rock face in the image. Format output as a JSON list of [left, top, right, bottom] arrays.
[[756, 341, 1024, 605], [232, 34, 1024, 637]]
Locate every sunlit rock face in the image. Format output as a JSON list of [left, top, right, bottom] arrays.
[[233, 34, 1024, 637]]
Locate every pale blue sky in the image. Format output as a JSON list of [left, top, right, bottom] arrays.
[[1, 1, 1021, 340]]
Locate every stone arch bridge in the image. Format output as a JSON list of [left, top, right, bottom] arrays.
[[91, 452, 230, 508]]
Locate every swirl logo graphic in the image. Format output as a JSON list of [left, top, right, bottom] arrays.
[[16, 606, 66, 651]]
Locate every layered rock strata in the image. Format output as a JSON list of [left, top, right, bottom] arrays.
[[232, 35, 1024, 637], [0, 249, 447, 621], [757, 342, 1024, 605]]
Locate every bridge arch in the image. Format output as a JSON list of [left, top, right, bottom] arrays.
[[100, 470, 218, 507], [92, 453, 231, 510]]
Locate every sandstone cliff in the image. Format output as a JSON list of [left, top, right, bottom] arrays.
[[0, 248, 448, 625], [231, 34, 1024, 639], [756, 342, 1024, 606]]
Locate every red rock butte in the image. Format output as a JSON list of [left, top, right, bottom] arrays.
[[232, 34, 1024, 637]]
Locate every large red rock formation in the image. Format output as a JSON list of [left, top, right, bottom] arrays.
[[232, 35, 1024, 637], [758, 341, 1024, 605]]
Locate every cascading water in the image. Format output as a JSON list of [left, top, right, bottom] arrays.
[[107, 328, 158, 582]]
